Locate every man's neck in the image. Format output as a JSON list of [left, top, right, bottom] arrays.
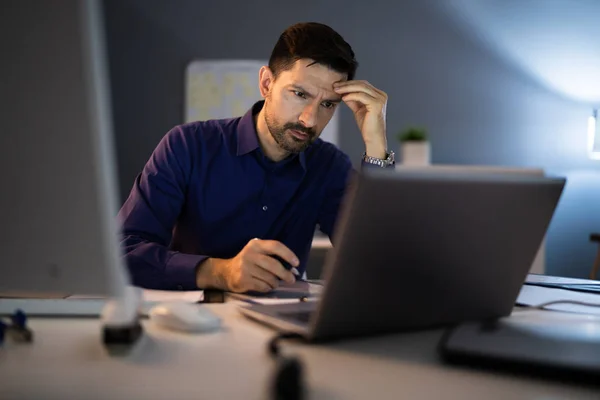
[[255, 107, 290, 163]]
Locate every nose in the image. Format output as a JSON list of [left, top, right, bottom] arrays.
[[298, 103, 318, 128]]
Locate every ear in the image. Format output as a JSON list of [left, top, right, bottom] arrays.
[[258, 66, 274, 98]]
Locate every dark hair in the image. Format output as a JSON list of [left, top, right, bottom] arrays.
[[268, 22, 358, 81]]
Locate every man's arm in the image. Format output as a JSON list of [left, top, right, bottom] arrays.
[[318, 79, 393, 240], [118, 125, 203, 290], [317, 155, 394, 242], [118, 125, 298, 292], [334, 79, 388, 159]]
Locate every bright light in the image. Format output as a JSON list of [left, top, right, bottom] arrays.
[[440, 1, 600, 103], [589, 109, 600, 160]]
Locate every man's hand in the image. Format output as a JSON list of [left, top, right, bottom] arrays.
[[196, 239, 299, 293], [334, 80, 388, 159]]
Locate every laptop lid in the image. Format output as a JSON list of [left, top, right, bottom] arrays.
[[304, 169, 565, 341]]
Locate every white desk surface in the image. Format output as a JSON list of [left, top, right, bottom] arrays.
[[1, 302, 598, 400]]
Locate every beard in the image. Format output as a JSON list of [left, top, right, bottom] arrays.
[[263, 102, 317, 154]]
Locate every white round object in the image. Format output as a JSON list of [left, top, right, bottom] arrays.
[[149, 301, 222, 333]]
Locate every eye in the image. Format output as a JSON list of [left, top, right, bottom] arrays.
[[293, 90, 306, 99], [321, 101, 335, 109]]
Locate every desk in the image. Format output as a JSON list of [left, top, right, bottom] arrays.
[[1, 302, 598, 399]]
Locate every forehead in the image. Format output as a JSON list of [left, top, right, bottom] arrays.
[[276, 59, 347, 94]]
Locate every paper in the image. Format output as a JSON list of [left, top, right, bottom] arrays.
[[185, 60, 264, 122], [526, 273, 600, 285], [227, 281, 322, 304], [68, 290, 204, 303], [247, 297, 320, 305], [142, 289, 204, 303], [516, 285, 600, 316], [67, 294, 106, 300], [0, 292, 69, 299], [0, 290, 204, 317]]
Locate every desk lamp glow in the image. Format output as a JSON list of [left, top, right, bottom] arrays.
[[589, 109, 600, 160]]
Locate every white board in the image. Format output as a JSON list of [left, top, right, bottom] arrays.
[[184, 59, 338, 145]]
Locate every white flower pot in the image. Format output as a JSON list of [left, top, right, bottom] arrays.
[[401, 141, 430, 166]]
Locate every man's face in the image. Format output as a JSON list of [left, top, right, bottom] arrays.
[[262, 59, 346, 154]]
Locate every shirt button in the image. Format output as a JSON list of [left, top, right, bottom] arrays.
[[262, 205, 268, 211], [176, 284, 183, 290]]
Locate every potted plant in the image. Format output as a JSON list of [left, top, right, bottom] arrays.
[[397, 126, 430, 166]]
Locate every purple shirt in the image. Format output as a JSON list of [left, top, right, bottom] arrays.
[[118, 101, 390, 290]]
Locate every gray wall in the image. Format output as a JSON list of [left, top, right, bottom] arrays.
[[102, 0, 600, 278]]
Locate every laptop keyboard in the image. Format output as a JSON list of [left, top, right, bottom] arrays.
[[280, 310, 313, 324]]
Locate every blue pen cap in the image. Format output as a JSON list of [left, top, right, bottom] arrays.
[[11, 309, 27, 329]]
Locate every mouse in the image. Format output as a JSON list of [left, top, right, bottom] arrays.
[[148, 301, 222, 333]]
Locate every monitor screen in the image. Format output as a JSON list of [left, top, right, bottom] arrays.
[[0, 0, 128, 297]]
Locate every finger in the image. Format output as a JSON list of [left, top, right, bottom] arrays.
[[343, 99, 362, 114], [359, 80, 386, 98], [250, 278, 272, 293], [250, 239, 299, 267], [334, 79, 372, 87], [341, 92, 379, 108], [251, 266, 280, 289], [253, 253, 296, 284], [334, 82, 380, 99], [335, 80, 386, 98]]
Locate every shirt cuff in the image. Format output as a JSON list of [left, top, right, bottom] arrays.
[[165, 252, 208, 290]]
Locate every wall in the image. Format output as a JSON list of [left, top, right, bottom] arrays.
[[102, 0, 600, 278]]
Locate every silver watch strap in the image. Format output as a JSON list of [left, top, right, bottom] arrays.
[[362, 151, 395, 167]]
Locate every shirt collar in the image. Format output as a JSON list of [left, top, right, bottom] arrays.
[[236, 101, 307, 171]]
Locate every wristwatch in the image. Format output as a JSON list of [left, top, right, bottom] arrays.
[[362, 151, 395, 167]]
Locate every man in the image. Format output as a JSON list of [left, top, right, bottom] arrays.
[[118, 22, 395, 293]]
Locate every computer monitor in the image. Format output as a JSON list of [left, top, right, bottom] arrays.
[[0, 1, 130, 304]]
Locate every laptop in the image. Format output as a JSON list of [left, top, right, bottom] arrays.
[[239, 169, 566, 342]]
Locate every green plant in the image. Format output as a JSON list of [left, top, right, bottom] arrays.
[[397, 127, 428, 142]]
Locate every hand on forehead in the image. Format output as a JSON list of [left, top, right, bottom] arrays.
[[280, 59, 346, 100]]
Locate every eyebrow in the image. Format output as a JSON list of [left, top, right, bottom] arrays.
[[290, 84, 342, 103]]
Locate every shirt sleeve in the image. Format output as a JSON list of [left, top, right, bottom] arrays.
[[318, 154, 395, 242], [117, 125, 206, 290]]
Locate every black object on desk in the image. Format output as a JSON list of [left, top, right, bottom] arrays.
[[439, 318, 600, 385], [268, 332, 306, 400], [103, 323, 143, 346], [202, 289, 225, 303]]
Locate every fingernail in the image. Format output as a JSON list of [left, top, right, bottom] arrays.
[[291, 268, 300, 276], [292, 258, 299, 266]]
